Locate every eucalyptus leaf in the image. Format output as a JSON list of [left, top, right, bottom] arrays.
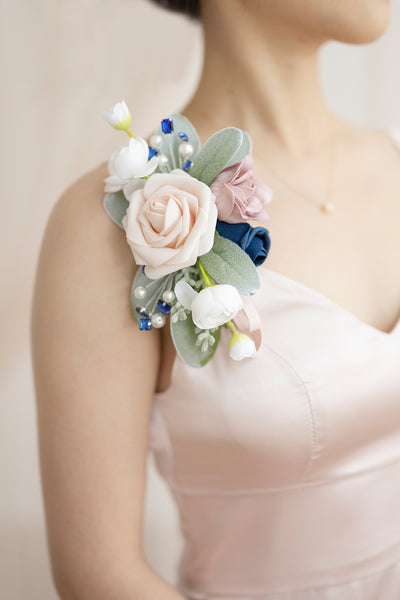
[[103, 191, 129, 229], [153, 113, 201, 174], [189, 127, 244, 186], [200, 233, 261, 296], [224, 130, 252, 168], [171, 315, 221, 368]]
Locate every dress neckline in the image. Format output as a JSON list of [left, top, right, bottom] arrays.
[[258, 266, 400, 338]]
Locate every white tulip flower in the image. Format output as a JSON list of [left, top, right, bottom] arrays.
[[104, 137, 159, 198], [175, 280, 243, 329], [228, 332, 257, 360], [102, 99, 132, 130]]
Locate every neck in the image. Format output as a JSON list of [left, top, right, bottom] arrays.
[[183, 1, 341, 165]]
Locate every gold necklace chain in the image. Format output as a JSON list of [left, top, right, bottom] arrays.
[[185, 108, 338, 214], [261, 123, 338, 215]]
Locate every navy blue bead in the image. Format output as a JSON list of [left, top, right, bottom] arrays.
[[183, 159, 192, 171], [161, 118, 174, 133], [142, 266, 145, 274], [178, 132, 188, 141], [157, 300, 171, 315], [148, 146, 158, 159], [136, 306, 148, 316], [139, 317, 152, 330]]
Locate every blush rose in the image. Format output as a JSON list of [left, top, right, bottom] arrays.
[[210, 154, 273, 223], [121, 169, 218, 279]]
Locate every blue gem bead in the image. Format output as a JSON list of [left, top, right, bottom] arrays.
[[148, 146, 158, 159], [157, 300, 171, 315], [178, 132, 188, 141], [136, 306, 148, 316], [161, 118, 174, 133], [139, 317, 152, 330], [142, 266, 145, 274], [183, 159, 192, 171]]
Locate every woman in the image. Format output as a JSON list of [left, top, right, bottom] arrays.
[[30, 0, 400, 598]]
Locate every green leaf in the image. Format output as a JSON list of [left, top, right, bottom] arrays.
[[224, 130, 252, 167], [200, 233, 261, 296], [189, 127, 244, 185], [153, 114, 201, 174], [170, 315, 221, 368], [103, 191, 129, 229]]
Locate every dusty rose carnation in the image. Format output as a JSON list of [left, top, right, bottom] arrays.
[[210, 155, 273, 223], [121, 168, 217, 279]]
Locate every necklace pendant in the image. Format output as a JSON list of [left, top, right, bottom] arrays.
[[321, 201, 334, 214]]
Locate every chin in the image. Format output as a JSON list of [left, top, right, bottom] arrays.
[[324, 0, 392, 45], [239, 0, 392, 46]]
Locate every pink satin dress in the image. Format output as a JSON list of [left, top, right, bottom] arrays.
[[148, 127, 400, 599]]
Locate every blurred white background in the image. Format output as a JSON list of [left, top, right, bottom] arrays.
[[1, 0, 400, 597]]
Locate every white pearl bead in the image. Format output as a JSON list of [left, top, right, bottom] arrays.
[[157, 153, 169, 168], [149, 134, 163, 150], [134, 286, 146, 299], [178, 142, 194, 159], [151, 313, 166, 328], [162, 289, 175, 303]]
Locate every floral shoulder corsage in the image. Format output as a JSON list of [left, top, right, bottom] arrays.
[[102, 100, 273, 368]]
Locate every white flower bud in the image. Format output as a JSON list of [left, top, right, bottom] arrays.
[[104, 137, 158, 196], [228, 332, 257, 360], [102, 99, 132, 130], [175, 280, 243, 329]]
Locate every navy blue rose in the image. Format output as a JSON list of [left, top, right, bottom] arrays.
[[215, 220, 271, 266]]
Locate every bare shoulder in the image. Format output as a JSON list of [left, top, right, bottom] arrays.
[[31, 160, 162, 392], [45, 161, 130, 267]]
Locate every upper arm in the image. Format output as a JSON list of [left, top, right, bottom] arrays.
[[30, 166, 161, 595]]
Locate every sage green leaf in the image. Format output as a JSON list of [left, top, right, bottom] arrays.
[[224, 130, 252, 168], [153, 113, 201, 174], [103, 191, 129, 229], [200, 233, 261, 296], [131, 270, 176, 323], [170, 315, 221, 368], [189, 127, 244, 186]]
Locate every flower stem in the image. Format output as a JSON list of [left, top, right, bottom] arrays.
[[126, 127, 136, 138], [227, 320, 237, 334], [197, 258, 214, 287]]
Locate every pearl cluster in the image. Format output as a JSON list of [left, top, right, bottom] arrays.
[[148, 118, 194, 173], [133, 285, 175, 330]]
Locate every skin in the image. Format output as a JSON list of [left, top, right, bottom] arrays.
[[31, 168, 184, 600], [183, 0, 400, 336], [30, 1, 399, 597]]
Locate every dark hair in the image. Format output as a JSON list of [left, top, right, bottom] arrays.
[[148, 0, 201, 20]]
